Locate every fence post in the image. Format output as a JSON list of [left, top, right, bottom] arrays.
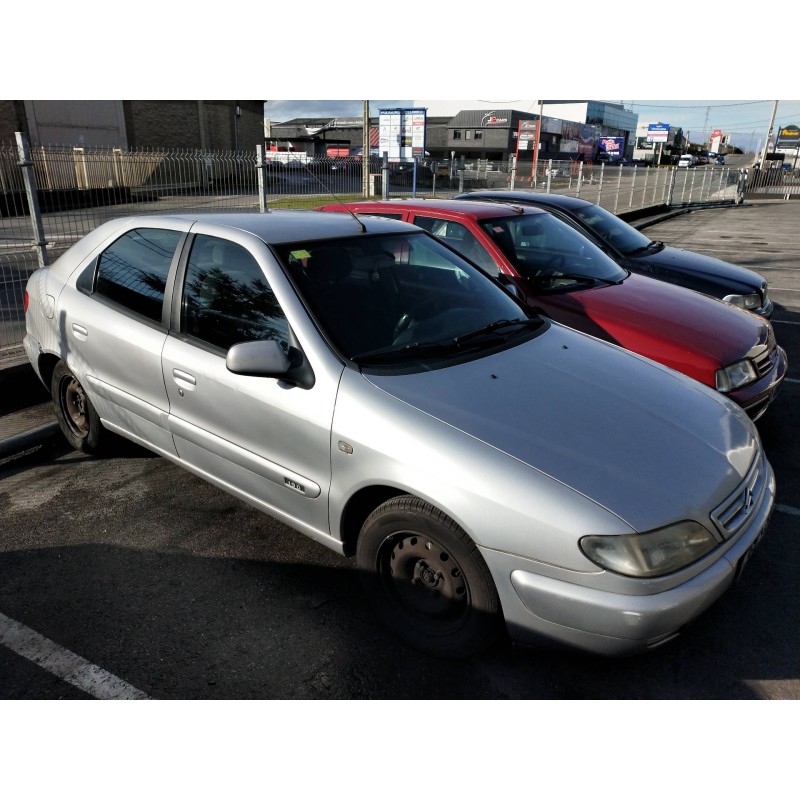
[[641, 165, 650, 209], [382, 152, 389, 200], [256, 145, 270, 212], [15, 132, 49, 268], [736, 169, 747, 204], [596, 162, 605, 204], [667, 167, 677, 206], [628, 165, 638, 210], [613, 163, 623, 214]]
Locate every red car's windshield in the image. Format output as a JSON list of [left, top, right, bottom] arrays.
[[479, 213, 628, 289]]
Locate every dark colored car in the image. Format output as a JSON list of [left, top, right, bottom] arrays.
[[453, 191, 773, 318]]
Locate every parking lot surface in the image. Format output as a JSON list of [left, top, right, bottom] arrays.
[[0, 199, 798, 700]]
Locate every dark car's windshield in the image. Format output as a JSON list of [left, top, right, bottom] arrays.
[[479, 213, 627, 289], [570, 203, 654, 256], [274, 231, 543, 366]]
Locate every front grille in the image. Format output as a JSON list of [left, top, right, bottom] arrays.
[[753, 346, 776, 378], [711, 452, 767, 540]]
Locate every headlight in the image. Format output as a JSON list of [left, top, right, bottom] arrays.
[[715, 359, 758, 392], [723, 292, 762, 311], [580, 521, 718, 578]]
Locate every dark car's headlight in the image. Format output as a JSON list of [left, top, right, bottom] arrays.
[[580, 522, 718, 578], [723, 292, 762, 311], [715, 359, 759, 392]]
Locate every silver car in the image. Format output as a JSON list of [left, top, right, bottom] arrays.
[[23, 212, 775, 658]]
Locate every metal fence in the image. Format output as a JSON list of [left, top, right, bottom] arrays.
[[744, 165, 800, 199], [0, 134, 750, 368]]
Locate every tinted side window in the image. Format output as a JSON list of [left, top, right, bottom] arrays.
[[358, 212, 404, 220], [95, 228, 182, 322], [181, 234, 289, 351], [413, 215, 498, 274]]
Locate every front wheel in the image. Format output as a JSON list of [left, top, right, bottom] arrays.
[[51, 361, 106, 454], [356, 495, 503, 658]]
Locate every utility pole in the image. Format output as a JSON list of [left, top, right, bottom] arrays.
[[759, 101, 778, 166], [362, 100, 370, 197], [532, 99, 544, 185]]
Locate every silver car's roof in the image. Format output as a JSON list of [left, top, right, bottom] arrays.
[[157, 210, 417, 243]]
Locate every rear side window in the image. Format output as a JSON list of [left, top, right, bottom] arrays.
[[412, 215, 498, 273], [94, 228, 182, 322]]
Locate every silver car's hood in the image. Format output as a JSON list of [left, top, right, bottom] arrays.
[[365, 324, 758, 531]]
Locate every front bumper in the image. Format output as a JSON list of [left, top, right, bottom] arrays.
[[731, 344, 787, 422], [480, 458, 775, 657]]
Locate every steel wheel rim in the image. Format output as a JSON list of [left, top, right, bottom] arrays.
[[60, 376, 89, 439], [379, 532, 470, 629]]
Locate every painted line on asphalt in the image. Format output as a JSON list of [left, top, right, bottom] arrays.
[[785, 378, 800, 384], [771, 319, 800, 325], [0, 611, 150, 700]]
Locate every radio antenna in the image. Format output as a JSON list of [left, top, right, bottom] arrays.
[[301, 160, 367, 233]]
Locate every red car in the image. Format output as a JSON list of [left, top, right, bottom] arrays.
[[316, 199, 786, 420]]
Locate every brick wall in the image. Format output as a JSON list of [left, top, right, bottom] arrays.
[[124, 100, 264, 151], [0, 101, 29, 143]]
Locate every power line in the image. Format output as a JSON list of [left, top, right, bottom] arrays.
[[626, 100, 773, 111]]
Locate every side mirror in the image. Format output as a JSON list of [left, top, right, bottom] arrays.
[[227, 339, 290, 376], [497, 274, 522, 299]]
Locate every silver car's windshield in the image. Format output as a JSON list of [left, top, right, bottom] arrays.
[[275, 232, 543, 366]]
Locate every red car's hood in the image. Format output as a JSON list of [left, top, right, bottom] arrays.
[[533, 272, 771, 384]]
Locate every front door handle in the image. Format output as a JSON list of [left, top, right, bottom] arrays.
[[172, 368, 196, 392]]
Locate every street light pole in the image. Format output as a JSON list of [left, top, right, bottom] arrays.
[[532, 99, 543, 185], [759, 101, 778, 167], [362, 100, 370, 197]]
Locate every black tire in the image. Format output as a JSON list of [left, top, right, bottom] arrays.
[[51, 361, 105, 454], [356, 495, 503, 658]]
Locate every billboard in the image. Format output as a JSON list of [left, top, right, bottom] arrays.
[[378, 108, 427, 161], [598, 136, 624, 156], [777, 125, 800, 149], [646, 123, 670, 143], [517, 119, 538, 150]]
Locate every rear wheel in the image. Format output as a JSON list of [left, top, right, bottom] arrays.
[[51, 361, 105, 454], [357, 495, 503, 658]]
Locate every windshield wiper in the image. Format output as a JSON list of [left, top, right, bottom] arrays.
[[352, 340, 461, 364], [353, 318, 541, 363], [529, 273, 620, 287], [454, 317, 541, 345], [628, 240, 665, 256]]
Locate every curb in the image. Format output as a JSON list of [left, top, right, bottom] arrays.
[[0, 421, 60, 459]]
